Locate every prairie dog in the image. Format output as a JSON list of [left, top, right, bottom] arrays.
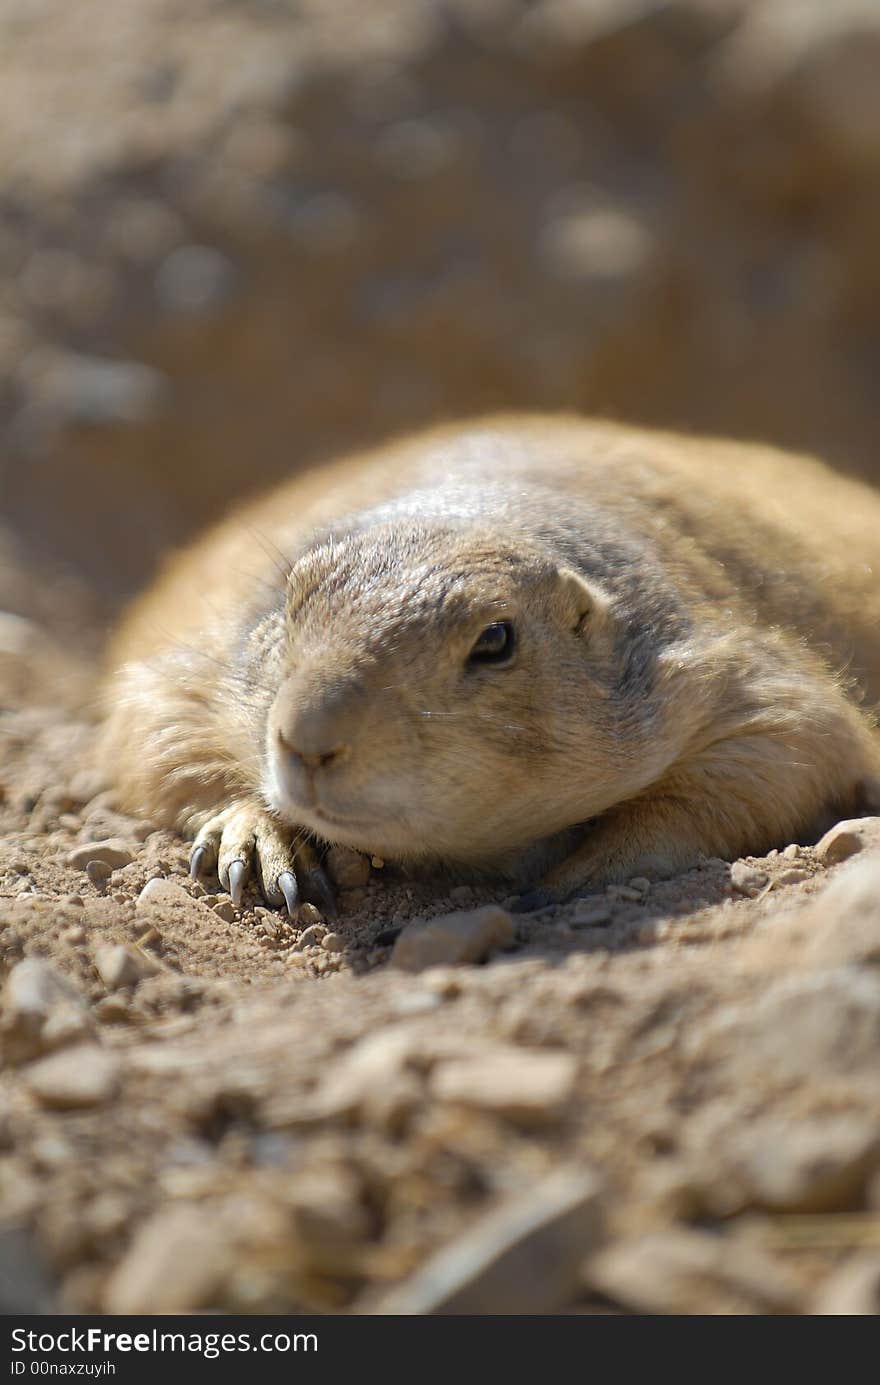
[[101, 415, 880, 909]]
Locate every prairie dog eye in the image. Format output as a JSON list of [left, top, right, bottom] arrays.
[[468, 621, 516, 666]]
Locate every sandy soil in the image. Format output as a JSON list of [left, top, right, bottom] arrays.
[[2, 0, 880, 1315]]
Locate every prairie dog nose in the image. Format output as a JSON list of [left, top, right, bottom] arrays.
[[271, 675, 365, 770], [277, 729, 347, 772]]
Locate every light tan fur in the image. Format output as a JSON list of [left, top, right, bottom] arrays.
[[100, 415, 880, 901]]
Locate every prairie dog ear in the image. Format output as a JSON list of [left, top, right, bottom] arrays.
[[554, 566, 612, 635]]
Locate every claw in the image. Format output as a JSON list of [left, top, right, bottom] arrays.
[[277, 870, 300, 918], [189, 844, 209, 881], [227, 858, 247, 908], [305, 865, 338, 919]]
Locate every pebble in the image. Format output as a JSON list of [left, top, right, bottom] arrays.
[[297, 1027, 415, 1122], [321, 932, 346, 953], [782, 843, 801, 860], [2, 959, 92, 1062], [571, 900, 612, 927], [777, 867, 811, 885], [210, 900, 237, 923], [325, 846, 371, 890], [25, 1046, 120, 1109], [430, 1046, 578, 1125], [94, 944, 158, 990], [298, 903, 324, 928], [376, 1168, 604, 1314], [815, 817, 880, 866], [66, 839, 134, 871], [606, 884, 643, 902], [390, 990, 443, 1017], [135, 880, 191, 914], [391, 906, 514, 973], [730, 860, 768, 896], [587, 1229, 799, 1314], [298, 923, 327, 949], [85, 860, 112, 889], [103, 1205, 234, 1313]]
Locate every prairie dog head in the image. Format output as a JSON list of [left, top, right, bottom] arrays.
[[260, 519, 646, 866]]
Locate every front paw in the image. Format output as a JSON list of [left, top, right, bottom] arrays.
[[188, 800, 337, 918]]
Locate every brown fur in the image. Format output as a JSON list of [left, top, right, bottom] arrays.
[[100, 416, 880, 900]]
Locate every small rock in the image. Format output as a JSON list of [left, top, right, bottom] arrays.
[[430, 1046, 578, 1126], [136, 877, 191, 910], [325, 846, 371, 890], [730, 860, 768, 896], [782, 843, 801, 860], [628, 877, 651, 895], [94, 944, 158, 990], [370, 856, 385, 869], [813, 1254, 880, 1315], [571, 900, 613, 927], [211, 900, 236, 923], [815, 817, 880, 866], [293, 1027, 416, 1123], [298, 922, 327, 949], [377, 1168, 603, 1314], [587, 1229, 799, 1315], [85, 860, 112, 889], [66, 839, 135, 871], [777, 867, 811, 885], [606, 884, 643, 902], [103, 1205, 234, 1313], [2, 959, 92, 1062], [298, 903, 324, 928], [321, 932, 346, 953], [391, 906, 514, 972], [25, 1046, 120, 1110]]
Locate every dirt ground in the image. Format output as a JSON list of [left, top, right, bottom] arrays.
[[2, 0, 880, 1315]]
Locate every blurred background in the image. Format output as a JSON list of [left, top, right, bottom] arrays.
[[2, 0, 879, 652]]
